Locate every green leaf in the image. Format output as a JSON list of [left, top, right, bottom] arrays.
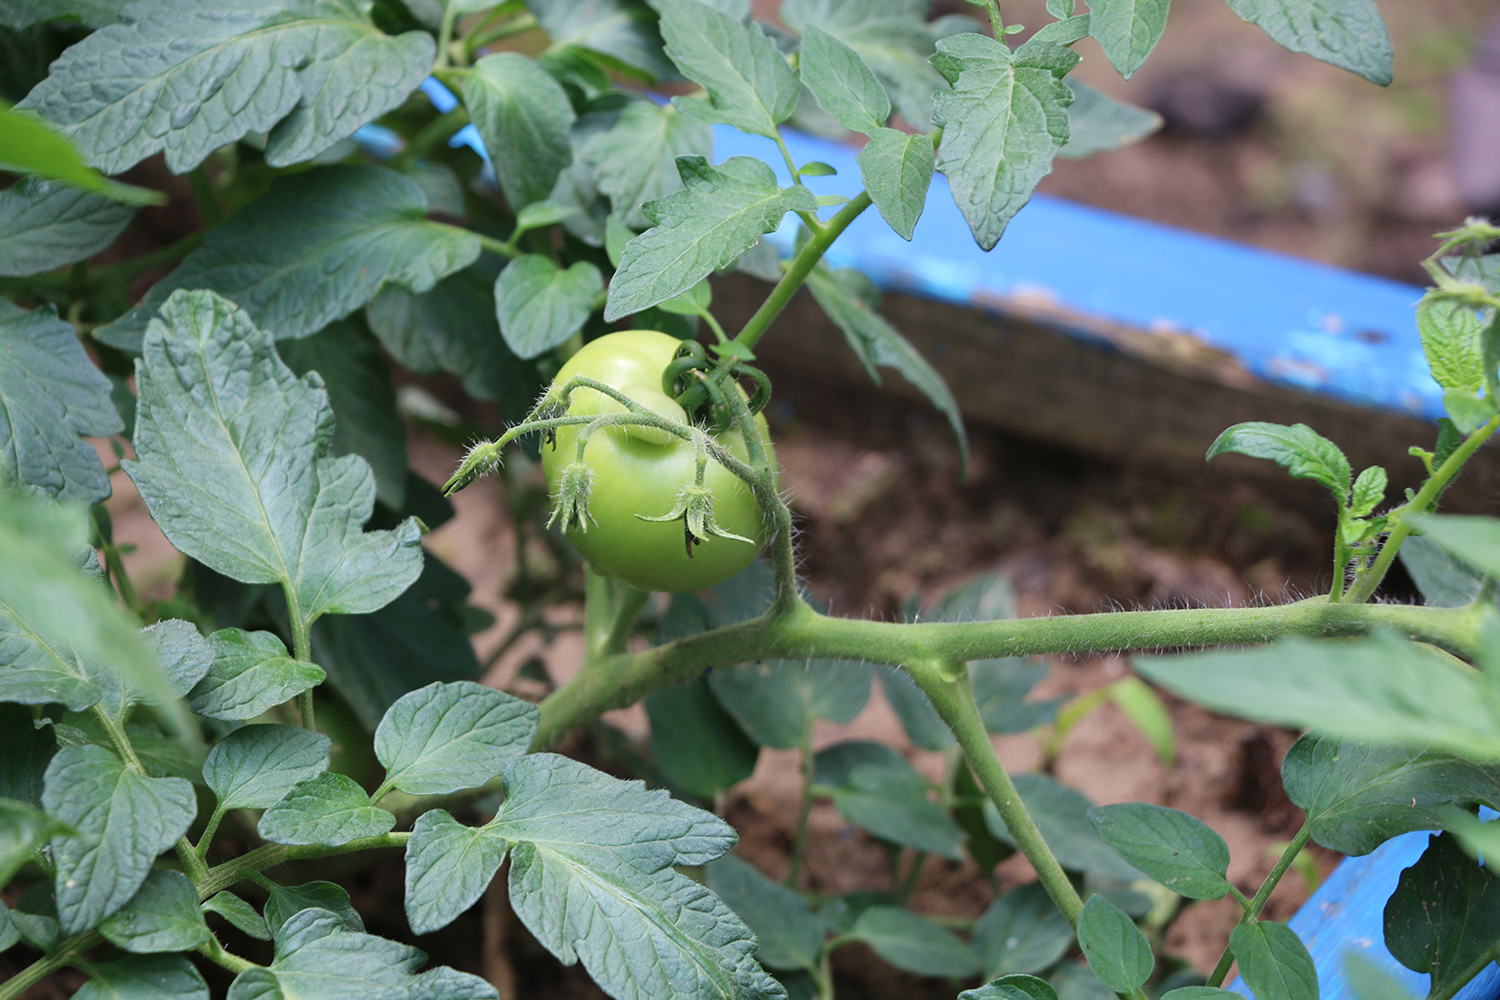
[[139, 620, 214, 700], [933, 33, 1074, 251], [1077, 895, 1152, 992], [0, 107, 162, 206], [708, 657, 872, 749], [1, 1, 125, 31], [855, 127, 934, 241], [985, 773, 1143, 881], [1087, 803, 1230, 899], [525, 0, 674, 81], [279, 323, 408, 510], [16, 0, 435, 174], [0, 704, 56, 807], [227, 907, 497, 1000], [814, 741, 965, 858], [1058, 80, 1161, 159], [1408, 513, 1500, 581], [1029, 14, 1093, 46], [1418, 296, 1486, 394], [655, 0, 798, 139], [258, 772, 396, 847], [846, 905, 982, 977], [187, 629, 325, 722], [704, 855, 823, 972], [99, 869, 211, 954], [74, 954, 208, 1000], [403, 808, 509, 935], [1400, 535, 1482, 608], [1086, 0, 1169, 77], [374, 681, 538, 795], [1343, 953, 1419, 1000], [494, 752, 778, 1000], [800, 24, 890, 133], [1136, 635, 1500, 759], [1384, 832, 1500, 999], [974, 657, 1059, 734], [0, 178, 134, 276], [1229, 921, 1318, 1000], [804, 266, 969, 470], [465, 52, 577, 210], [43, 744, 197, 934], [1349, 465, 1386, 518], [494, 255, 604, 359], [263, 881, 362, 937], [581, 99, 714, 230], [1162, 990, 1244, 1000], [124, 290, 425, 627], [0, 797, 64, 889], [1282, 734, 1500, 856], [974, 883, 1075, 978], [0, 899, 16, 953], [98, 167, 481, 349], [605, 155, 815, 320], [963, 974, 1062, 1000], [1206, 421, 1351, 503], [367, 260, 541, 416], [646, 677, 759, 798], [203, 891, 271, 941], [0, 301, 121, 502], [203, 724, 332, 811], [1224, 0, 1391, 85]]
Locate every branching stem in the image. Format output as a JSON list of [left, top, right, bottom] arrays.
[[1206, 823, 1313, 988]]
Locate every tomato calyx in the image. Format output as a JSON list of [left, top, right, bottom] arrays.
[[638, 482, 757, 558], [547, 460, 596, 534]]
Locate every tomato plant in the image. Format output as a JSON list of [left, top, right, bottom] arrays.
[[3, 2, 1499, 1000]]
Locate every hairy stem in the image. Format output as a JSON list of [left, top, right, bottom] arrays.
[[1206, 823, 1313, 988], [198, 936, 256, 974], [786, 740, 817, 888], [0, 933, 100, 1000], [288, 599, 315, 731]]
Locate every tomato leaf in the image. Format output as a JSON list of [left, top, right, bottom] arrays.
[[985, 773, 1144, 881], [1399, 535, 1483, 608], [962, 974, 1061, 1000], [258, 773, 396, 847], [202, 725, 332, 812], [855, 127, 935, 240], [655, 0, 798, 140], [974, 884, 1076, 979], [525, 0, 674, 81], [99, 870, 211, 954], [124, 290, 425, 627], [1206, 421, 1352, 504], [1406, 513, 1500, 581], [495, 255, 604, 359], [645, 677, 759, 799], [187, 629, 324, 723], [0, 704, 56, 808], [581, 99, 713, 230], [75, 955, 208, 1000], [0, 179, 135, 276], [262, 881, 362, 937], [846, 906, 982, 977], [814, 741, 965, 858], [0, 798, 65, 891], [708, 658, 872, 750], [1088, 803, 1231, 899], [1086, 0, 1169, 78], [465, 52, 577, 210], [202, 891, 271, 941], [704, 855, 823, 972], [373, 681, 538, 796], [1077, 895, 1153, 992], [1224, 0, 1391, 86], [1229, 921, 1318, 1000], [16, 0, 434, 174], [1417, 295, 1487, 394], [1059, 80, 1161, 159], [800, 25, 890, 133], [605, 155, 815, 320], [403, 809, 509, 935]]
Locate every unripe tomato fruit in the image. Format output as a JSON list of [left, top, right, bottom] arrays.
[[541, 330, 771, 593]]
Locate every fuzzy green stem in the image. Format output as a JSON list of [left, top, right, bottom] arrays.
[[786, 740, 817, 888], [0, 933, 99, 1000], [1346, 415, 1500, 603], [1206, 823, 1313, 988], [198, 936, 256, 974], [288, 600, 315, 731], [435, 2, 460, 69]]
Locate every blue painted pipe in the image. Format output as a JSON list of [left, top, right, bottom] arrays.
[[362, 80, 1498, 1000]]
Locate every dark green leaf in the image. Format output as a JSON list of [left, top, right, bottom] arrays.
[[98, 168, 480, 349], [933, 34, 1074, 251], [1408, 513, 1500, 581], [974, 883, 1075, 978], [139, 619, 213, 700], [99, 869, 211, 953], [466, 52, 577, 209], [203, 724, 332, 811], [1282, 734, 1500, 856], [494, 255, 604, 359], [1088, 803, 1231, 899], [705, 855, 823, 971], [1206, 421, 1351, 503], [279, 322, 408, 510], [962, 974, 1061, 1000], [800, 25, 890, 133], [0, 301, 120, 502], [263, 881, 362, 937], [258, 773, 396, 847], [985, 773, 1143, 881], [805, 266, 969, 471], [581, 99, 713, 230], [1399, 536, 1481, 609], [708, 658, 872, 749], [1229, 921, 1318, 1000], [309, 555, 486, 730], [124, 290, 425, 625], [814, 741, 965, 858], [187, 629, 325, 723], [0, 1, 124, 30], [0, 178, 134, 276], [74, 954, 208, 1000], [0, 705, 55, 806], [1058, 80, 1161, 158], [525, 0, 674, 80], [1225, 0, 1392, 85], [605, 155, 815, 319], [227, 907, 496, 1000], [374, 681, 538, 795], [1136, 635, 1500, 759], [0, 797, 63, 889], [646, 677, 758, 798], [43, 744, 196, 934], [494, 752, 777, 1000], [1086, 0, 1169, 77], [855, 127, 934, 240], [847, 905, 982, 977], [655, 0, 798, 139], [17, 1, 434, 174], [1384, 832, 1500, 1000], [202, 891, 271, 941], [1162, 990, 1244, 1000], [403, 808, 509, 935], [0, 899, 16, 953], [1077, 895, 1152, 991]]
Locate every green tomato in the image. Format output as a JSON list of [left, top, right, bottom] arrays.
[[541, 330, 771, 593]]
